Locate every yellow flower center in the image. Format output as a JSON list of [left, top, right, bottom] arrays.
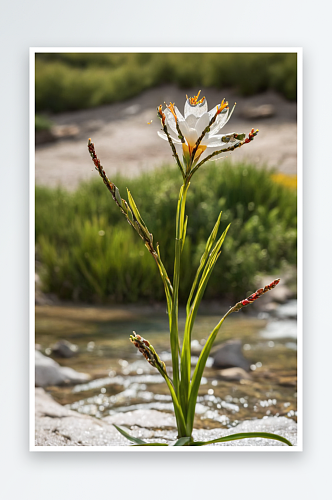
[[182, 143, 207, 162], [186, 90, 206, 106]]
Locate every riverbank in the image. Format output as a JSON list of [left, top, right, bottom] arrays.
[[35, 388, 297, 447], [35, 300, 297, 440]]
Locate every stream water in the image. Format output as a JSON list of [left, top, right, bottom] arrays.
[[35, 302, 297, 430]]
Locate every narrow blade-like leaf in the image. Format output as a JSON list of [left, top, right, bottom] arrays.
[[173, 437, 192, 446], [181, 224, 230, 418], [126, 190, 146, 228], [186, 316, 226, 435], [182, 215, 188, 252], [191, 432, 293, 447], [127, 190, 152, 241], [170, 184, 189, 396], [186, 211, 222, 315], [154, 362, 187, 438], [186, 224, 230, 340], [132, 443, 169, 446], [113, 424, 147, 445], [156, 244, 173, 320]]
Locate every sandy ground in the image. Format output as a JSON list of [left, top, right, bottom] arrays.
[[35, 85, 297, 190]]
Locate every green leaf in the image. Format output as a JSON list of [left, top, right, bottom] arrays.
[[154, 361, 187, 438], [191, 432, 293, 447], [182, 215, 188, 252], [127, 190, 146, 228], [156, 244, 173, 319], [186, 315, 226, 435], [132, 443, 169, 446], [186, 211, 223, 316], [127, 189, 152, 242], [114, 186, 122, 206], [188, 224, 230, 330], [173, 437, 192, 446], [113, 424, 147, 444], [181, 223, 230, 419], [170, 184, 189, 396]]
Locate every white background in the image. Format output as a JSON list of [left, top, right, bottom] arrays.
[[0, 1, 330, 498]]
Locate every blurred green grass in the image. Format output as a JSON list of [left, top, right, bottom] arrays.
[[35, 53, 297, 113], [35, 114, 54, 131], [36, 162, 297, 303]]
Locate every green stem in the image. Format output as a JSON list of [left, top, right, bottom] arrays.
[[162, 124, 185, 180], [155, 364, 187, 437], [189, 130, 257, 179], [180, 224, 229, 421], [170, 182, 189, 397], [186, 308, 233, 435]]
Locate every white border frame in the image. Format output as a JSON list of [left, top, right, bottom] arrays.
[[29, 47, 303, 452]]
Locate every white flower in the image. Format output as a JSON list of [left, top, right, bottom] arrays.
[[157, 91, 240, 166]]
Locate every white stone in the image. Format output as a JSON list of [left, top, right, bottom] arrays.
[[35, 351, 90, 387]]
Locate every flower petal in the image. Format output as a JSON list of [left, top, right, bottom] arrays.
[[185, 127, 199, 147], [204, 135, 226, 147], [184, 98, 208, 119], [174, 117, 188, 136], [174, 106, 185, 122], [209, 111, 229, 135], [208, 104, 221, 121], [164, 106, 192, 141], [184, 114, 197, 129], [208, 103, 237, 135], [216, 105, 236, 134], [157, 130, 181, 144], [195, 112, 210, 136], [164, 108, 177, 134], [204, 132, 240, 147]]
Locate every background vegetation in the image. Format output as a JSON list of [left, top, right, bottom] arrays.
[[36, 162, 297, 303], [35, 52, 297, 114]]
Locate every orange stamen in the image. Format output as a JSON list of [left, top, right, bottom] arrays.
[[186, 90, 206, 106], [216, 98, 229, 115], [158, 104, 166, 125], [166, 102, 178, 122]]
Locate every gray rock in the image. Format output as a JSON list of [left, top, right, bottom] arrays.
[[35, 351, 90, 387], [218, 367, 252, 381], [51, 340, 79, 358], [212, 340, 251, 371]]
